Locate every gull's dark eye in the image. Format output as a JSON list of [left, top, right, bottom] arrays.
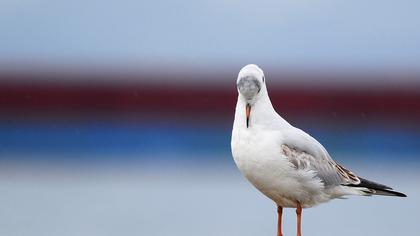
[[262, 76, 265, 82]]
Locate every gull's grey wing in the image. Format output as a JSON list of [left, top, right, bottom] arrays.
[[281, 128, 360, 187]]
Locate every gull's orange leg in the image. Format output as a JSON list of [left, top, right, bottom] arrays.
[[296, 202, 302, 236], [277, 206, 283, 236]]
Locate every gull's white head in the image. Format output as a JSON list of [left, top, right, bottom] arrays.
[[236, 64, 267, 128], [237, 64, 265, 103]]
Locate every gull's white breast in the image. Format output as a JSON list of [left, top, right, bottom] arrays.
[[231, 127, 329, 208]]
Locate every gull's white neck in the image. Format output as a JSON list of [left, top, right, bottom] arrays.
[[233, 91, 290, 130]]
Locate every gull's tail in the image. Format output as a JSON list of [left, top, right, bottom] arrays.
[[347, 177, 407, 197]]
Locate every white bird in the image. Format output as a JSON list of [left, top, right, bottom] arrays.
[[231, 64, 406, 236]]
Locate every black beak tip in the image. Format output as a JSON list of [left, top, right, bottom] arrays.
[[246, 103, 251, 128]]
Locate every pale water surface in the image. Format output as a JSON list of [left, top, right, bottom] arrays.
[[0, 159, 417, 236]]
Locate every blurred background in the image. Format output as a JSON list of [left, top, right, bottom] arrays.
[[0, 0, 419, 235]]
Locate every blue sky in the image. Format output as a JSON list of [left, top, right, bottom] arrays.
[[0, 0, 419, 70]]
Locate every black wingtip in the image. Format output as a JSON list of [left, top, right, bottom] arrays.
[[347, 177, 407, 197], [395, 192, 407, 197], [376, 189, 407, 197]]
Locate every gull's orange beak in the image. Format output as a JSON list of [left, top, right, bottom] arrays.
[[246, 104, 251, 128]]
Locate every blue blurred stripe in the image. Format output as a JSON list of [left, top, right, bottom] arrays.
[[0, 121, 419, 160], [0, 122, 230, 158]]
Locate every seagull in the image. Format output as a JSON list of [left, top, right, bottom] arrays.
[[231, 64, 406, 236]]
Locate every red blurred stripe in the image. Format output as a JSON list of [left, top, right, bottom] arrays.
[[0, 70, 420, 124], [0, 83, 419, 121]]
